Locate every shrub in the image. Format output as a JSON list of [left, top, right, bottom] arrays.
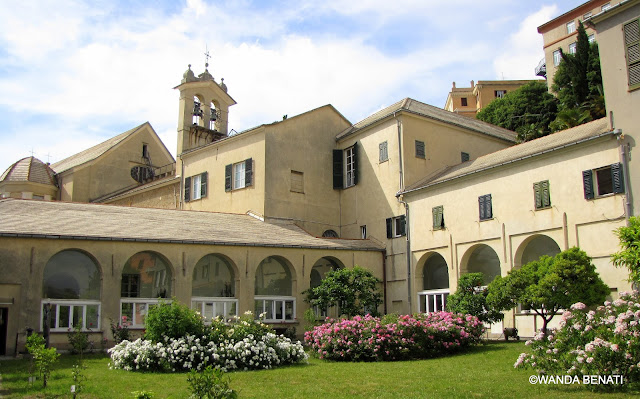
[[304, 312, 484, 362], [145, 299, 205, 342], [111, 316, 132, 344], [26, 334, 60, 388], [68, 322, 90, 355], [446, 273, 503, 324], [187, 365, 238, 399], [515, 291, 640, 391]]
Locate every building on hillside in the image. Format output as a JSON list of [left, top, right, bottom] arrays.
[[444, 80, 539, 118], [537, 0, 621, 85]]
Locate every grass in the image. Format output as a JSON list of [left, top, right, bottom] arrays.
[[1, 342, 638, 398]]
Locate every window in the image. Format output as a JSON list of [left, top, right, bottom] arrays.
[[478, 194, 493, 221], [461, 97, 468, 106], [142, 144, 149, 159], [569, 42, 577, 55], [624, 19, 640, 89], [225, 158, 253, 191], [121, 274, 140, 297], [602, 2, 611, 12], [322, 229, 339, 238], [386, 215, 406, 238], [461, 152, 470, 162], [583, 11, 592, 20], [344, 145, 356, 187], [415, 140, 426, 159], [184, 172, 207, 202], [553, 50, 562, 66], [533, 180, 551, 210], [582, 163, 624, 199], [432, 206, 444, 230], [254, 256, 295, 322], [494, 90, 507, 98], [588, 34, 596, 44], [567, 21, 576, 34], [290, 170, 304, 193], [360, 225, 367, 239], [379, 141, 388, 162]]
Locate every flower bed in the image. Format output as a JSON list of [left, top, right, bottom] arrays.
[[304, 312, 484, 361], [109, 312, 307, 372], [515, 291, 640, 391]]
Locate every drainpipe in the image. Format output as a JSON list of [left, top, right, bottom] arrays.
[[394, 113, 412, 314], [381, 249, 388, 315], [616, 129, 633, 221]]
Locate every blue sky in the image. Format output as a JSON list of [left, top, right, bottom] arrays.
[[0, 0, 588, 174]]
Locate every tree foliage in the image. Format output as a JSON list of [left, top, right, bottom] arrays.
[[144, 299, 205, 342], [612, 217, 640, 286], [476, 81, 558, 142], [445, 273, 503, 324], [487, 247, 609, 336], [551, 21, 604, 128], [304, 266, 382, 318]]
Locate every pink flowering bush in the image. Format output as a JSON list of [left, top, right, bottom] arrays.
[[515, 291, 640, 391], [304, 311, 484, 361]]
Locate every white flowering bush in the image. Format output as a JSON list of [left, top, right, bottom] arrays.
[[109, 311, 307, 372], [515, 291, 640, 391]]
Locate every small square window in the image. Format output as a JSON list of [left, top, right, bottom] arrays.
[[461, 97, 468, 106], [379, 141, 388, 162], [360, 225, 367, 239], [461, 152, 470, 162], [567, 21, 576, 34], [291, 170, 304, 193], [415, 140, 426, 159], [553, 50, 562, 66], [495, 90, 507, 98], [569, 42, 577, 55]]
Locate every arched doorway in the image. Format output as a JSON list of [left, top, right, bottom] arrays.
[[417, 253, 449, 313], [120, 251, 173, 328], [191, 254, 238, 321], [515, 235, 561, 268], [42, 249, 101, 331], [309, 257, 344, 317], [462, 244, 501, 285], [254, 256, 295, 322]]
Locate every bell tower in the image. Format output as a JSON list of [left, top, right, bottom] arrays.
[[175, 61, 236, 168]]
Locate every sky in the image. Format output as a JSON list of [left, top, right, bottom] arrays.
[[0, 0, 590, 174]]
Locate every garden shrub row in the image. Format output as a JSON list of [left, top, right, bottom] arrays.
[[516, 290, 640, 390], [304, 311, 484, 361]]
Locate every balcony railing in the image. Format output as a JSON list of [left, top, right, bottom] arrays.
[[535, 58, 547, 77], [417, 289, 450, 313]]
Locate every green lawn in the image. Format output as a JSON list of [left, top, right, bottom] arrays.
[[1, 342, 637, 398]]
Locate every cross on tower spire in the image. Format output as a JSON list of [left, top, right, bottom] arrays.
[[204, 45, 211, 69]]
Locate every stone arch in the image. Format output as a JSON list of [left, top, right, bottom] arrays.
[[121, 251, 173, 299], [416, 252, 450, 313], [460, 244, 501, 285], [513, 234, 561, 268], [192, 253, 238, 297], [254, 255, 296, 322], [309, 256, 344, 289], [43, 249, 101, 300], [192, 94, 205, 126]]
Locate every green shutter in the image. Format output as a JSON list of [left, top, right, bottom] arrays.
[[486, 195, 493, 219], [582, 170, 594, 199], [225, 164, 232, 192], [432, 206, 443, 229], [542, 181, 551, 207], [624, 19, 640, 89], [478, 195, 485, 220], [352, 142, 359, 186], [399, 215, 406, 236], [184, 176, 191, 202], [333, 150, 343, 189], [611, 163, 625, 194], [533, 182, 542, 209], [200, 172, 207, 197], [386, 218, 392, 238], [245, 158, 253, 187]]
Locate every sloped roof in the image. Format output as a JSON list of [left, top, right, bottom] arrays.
[[0, 199, 384, 251], [337, 98, 517, 142], [402, 118, 612, 194], [92, 175, 180, 203], [0, 157, 57, 186], [51, 123, 148, 174]]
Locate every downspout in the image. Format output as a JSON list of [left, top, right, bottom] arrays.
[[382, 249, 387, 315], [616, 129, 633, 221], [394, 113, 412, 314]]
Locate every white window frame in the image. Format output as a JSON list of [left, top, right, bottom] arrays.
[[120, 298, 166, 329], [588, 34, 595, 43], [191, 297, 239, 323], [569, 42, 577, 55], [233, 162, 246, 189], [602, 2, 611, 11], [192, 174, 202, 200], [417, 289, 450, 314], [566, 20, 576, 34], [344, 146, 355, 188], [392, 216, 405, 238], [583, 11, 592, 20], [594, 165, 615, 197], [254, 296, 296, 323], [41, 300, 101, 332], [553, 50, 562, 66]]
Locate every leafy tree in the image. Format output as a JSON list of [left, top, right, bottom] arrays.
[[144, 299, 205, 342], [612, 216, 640, 286], [26, 333, 59, 388], [487, 247, 609, 337], [304, 266, 382, 317], [445, 273, 503, 324], [551, 21, 604, 127], [476, 81, 558, 142]]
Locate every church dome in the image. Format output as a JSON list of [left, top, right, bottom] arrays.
[[1, 157, 57, 187]]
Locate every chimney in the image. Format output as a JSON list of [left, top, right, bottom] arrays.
[[470, 80, 474, 87], [452, 82, 456, 89]]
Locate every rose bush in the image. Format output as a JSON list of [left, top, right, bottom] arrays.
[[304, 311, 484, 361], [515, 291, 640, 391]]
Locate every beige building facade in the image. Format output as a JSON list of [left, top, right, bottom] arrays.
[[444, 80, 539, 117]]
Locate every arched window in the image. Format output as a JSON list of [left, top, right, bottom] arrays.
[[463, 245, 501, 285], [417, 253, 449, 313], [254, 256, 295, 322], [191, 254, 237, 320], [310, 257, 343, 317], [322, 230, 339, 238], [209, 101, 218, 130], [518, 235, 561, 267], [192, 96, 203, 125], [42, 250, 101, 331], [120, 251, 172, 328]]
